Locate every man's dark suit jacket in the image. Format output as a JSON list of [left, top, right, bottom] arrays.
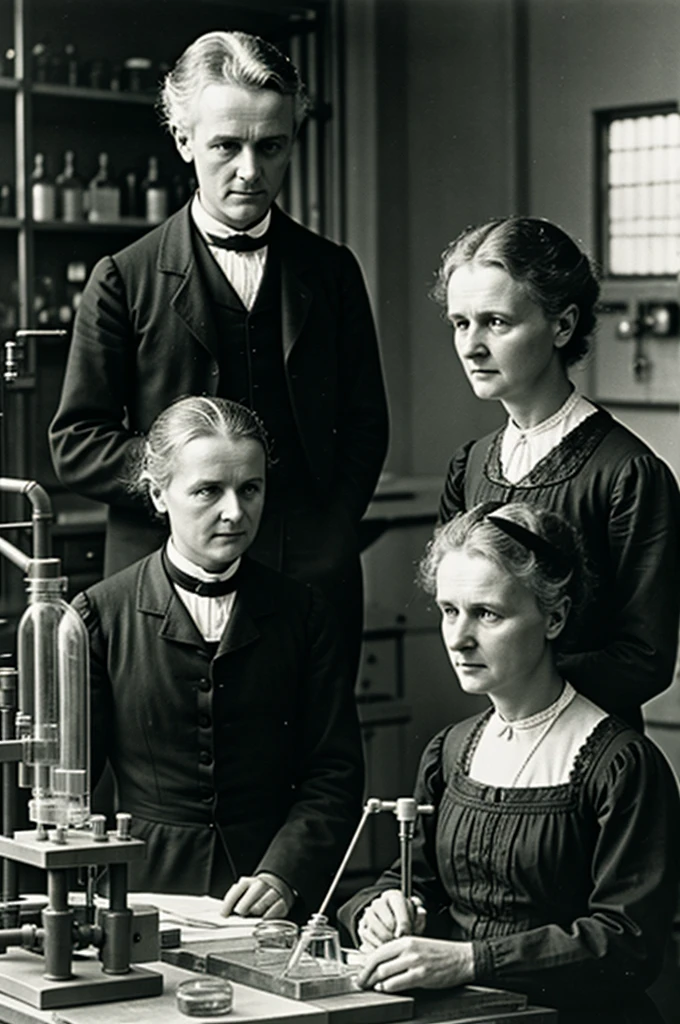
[[72, 551, 365, 907], [49, 203, 389, 596]]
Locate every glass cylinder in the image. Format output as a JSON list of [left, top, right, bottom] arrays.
[[17, 564, 90, 828]]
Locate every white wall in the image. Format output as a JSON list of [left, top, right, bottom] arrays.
[[526, 0, 680, 475]]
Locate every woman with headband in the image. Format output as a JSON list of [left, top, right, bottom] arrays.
[[432, 216, 680, 730], [339, 502, 680, 1023]]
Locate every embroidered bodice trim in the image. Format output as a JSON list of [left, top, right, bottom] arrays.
[[447, 713, 623, 811], [484, 408, 614, 489]]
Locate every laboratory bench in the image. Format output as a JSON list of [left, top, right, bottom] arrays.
[[0, 956, 557, 1024]]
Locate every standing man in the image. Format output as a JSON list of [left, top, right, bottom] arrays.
[[49, 31, 388, 676]]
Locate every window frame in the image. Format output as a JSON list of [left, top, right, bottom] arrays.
[[595, 101, 679, 280]]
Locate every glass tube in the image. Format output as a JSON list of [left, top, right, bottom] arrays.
[[17, 572, 90, 827]]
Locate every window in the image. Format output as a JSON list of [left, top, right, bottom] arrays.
[[597, 106, 680, 277]]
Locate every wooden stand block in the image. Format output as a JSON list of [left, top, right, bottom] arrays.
[[207, 950, 359, 1001]]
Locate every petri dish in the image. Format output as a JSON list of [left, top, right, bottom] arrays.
[[176, 976, 233, 1017]]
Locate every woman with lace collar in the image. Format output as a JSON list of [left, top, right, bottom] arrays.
[[339, 502, 680, 1023], [432, 217, 680, 730]]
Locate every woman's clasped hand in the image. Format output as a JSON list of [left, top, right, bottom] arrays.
[[339, 502, 680, 1023], [356, 889, 474, 992]]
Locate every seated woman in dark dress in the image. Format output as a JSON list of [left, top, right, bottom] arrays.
[[73, 396, 364, 919], [432, 217, 680, 729], [339, 502, 680, 1023]]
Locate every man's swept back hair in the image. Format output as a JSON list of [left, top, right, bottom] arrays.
[[159, 30, 310, 136]]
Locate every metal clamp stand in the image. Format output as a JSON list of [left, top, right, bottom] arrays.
[[284, 796, 434, 976], [0, 477, 163, 1011]]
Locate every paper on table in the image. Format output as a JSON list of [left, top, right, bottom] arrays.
[[129, 892, 257, 933]]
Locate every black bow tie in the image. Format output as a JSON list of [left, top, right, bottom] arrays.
[[207, 229, 271, 252], [163, 549, 240, 598]]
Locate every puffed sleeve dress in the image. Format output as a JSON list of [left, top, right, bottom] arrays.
[[339, 711, 680, 1024], [438, 408, 680, 728]]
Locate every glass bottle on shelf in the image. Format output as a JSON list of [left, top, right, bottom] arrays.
[[109, 61, 123, 92], [64, 42, 79, 87], [141, 156, 169, 223], [123, 57, 153, 93], [65, 260, 87, 316], [87, 152, 120, 222], [31, 40, 51, 83], [31, 153, 56, 222], [0, 182, 14, 217], [120, 168, 140, 218], [56, 150, 85, 222], [86, 59, 108, 91], [0, 47, 14, 79], [34, 275, 58, 328]]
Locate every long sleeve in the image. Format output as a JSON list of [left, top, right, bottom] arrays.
[[255, 586, 365, 910], [556, 453, 680, 715], [472, 735, 680, 1009], [331, 246, 389, 524], [438, 442, 476, 523], [49, 256, 146, 510], [439, 425, 680, 720]]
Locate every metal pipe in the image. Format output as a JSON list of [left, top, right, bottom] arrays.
[[0, 923, 40, 952], [0, 478, 53, 560]]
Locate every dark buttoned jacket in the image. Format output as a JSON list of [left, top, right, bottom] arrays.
[[72, 551, 365, 907], [49, 203, 389, 577]]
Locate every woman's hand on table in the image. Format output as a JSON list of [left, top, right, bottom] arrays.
[[222, 872, 294, 919], [357, 890, 427, 951], [356, 936, 475, 993]]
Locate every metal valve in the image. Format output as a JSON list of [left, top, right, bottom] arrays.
[[3, 329, 68, 385], [365, 798, 434, 899]]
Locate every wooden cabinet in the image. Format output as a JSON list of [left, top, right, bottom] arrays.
[[0, 0, 336, 617]]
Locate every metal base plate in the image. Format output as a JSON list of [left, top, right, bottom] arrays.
[[0, 950, 163, 1009]]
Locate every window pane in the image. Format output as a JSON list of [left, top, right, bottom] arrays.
[[604, 108, 680, 277]]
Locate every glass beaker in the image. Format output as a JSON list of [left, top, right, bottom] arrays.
[[254, 919, 299, 971], [284, 915, 344, 978]]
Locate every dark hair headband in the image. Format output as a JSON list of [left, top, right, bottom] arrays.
[[486, 514, 571, 577]]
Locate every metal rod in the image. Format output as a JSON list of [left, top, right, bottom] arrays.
[[283, 798, 383, 977], [44, 869, 73, 980], [399, 825, 413, 901], [317, 799, 378, 920], [0, 536, 30, 574]]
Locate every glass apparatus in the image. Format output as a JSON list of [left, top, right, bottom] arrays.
[[17, 560, 90, 828], [283, 914, 344, 979], [254, 919, 299, 970]]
